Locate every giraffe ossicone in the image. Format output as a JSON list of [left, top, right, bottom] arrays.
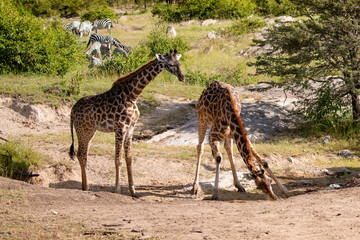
[[69, 50, 184, 197]]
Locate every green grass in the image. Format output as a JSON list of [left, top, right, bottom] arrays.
[[0, 140, 46, 180]]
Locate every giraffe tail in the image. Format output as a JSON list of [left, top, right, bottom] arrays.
[[69, 116, 76, 160]]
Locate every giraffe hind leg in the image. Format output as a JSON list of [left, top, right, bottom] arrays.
[[76, 129, 96, 191], [124, 125, 138, 198]]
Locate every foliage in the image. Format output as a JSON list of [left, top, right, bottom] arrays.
[[185, 69, 223, 86], [249, 0, 360, 121], [0, 0, 84, 76], [143, 23, 190, 57], [253, 0, 298, 16], [0, 141, 41, 181], [81, 3, 117, 22], [185, 63, 256, 87], [99, 49, 151, 76], [152, 0, 256, 22], [98, 23, 189, 75], [220, 16, 266, 37]]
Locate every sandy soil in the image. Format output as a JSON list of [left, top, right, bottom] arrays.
[[1, 86, 360, 239]]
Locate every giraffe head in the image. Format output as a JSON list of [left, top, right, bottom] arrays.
[[156, 49, 185, 82], [252, 169, 278, 200]]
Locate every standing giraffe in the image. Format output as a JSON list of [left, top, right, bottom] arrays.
[[69, 50, 184, 197], [192, 80, 289, 200]]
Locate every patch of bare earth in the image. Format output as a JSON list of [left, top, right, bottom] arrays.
[[1, 86, 360, 239]]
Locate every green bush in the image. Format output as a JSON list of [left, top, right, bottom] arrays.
[[254, 0, 298, 16], [220, 17, 266, 37], [152, 0, 256, 22], [185, 69, 224, 86], [144, 23, 190, 57], [81, 4, 117, 22], [98, 23, 190, 76], [0, 0, 84, 76], [0, 141, 42, 181]]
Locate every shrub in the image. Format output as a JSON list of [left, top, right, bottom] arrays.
[[81, 4, 117, 22], [220, 17, 266, 37], [144, 23, 190, 57], [0, 0, 84, 76], [0, 141, 42, 181], [152, 0, 256, 22], [185, 69, 224, 86], [253, 0, 298, 16], [98, 23, 190, 76]]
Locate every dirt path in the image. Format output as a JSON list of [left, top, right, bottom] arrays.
[[1, 85, 360, 239], [2, 176, 360, 239]]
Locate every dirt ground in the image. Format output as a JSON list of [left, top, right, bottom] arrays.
[[1, 86, 360, 239]]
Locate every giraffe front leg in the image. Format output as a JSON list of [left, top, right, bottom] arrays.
[[192, 120, 207, 195], [209, 133, 222, 201], [124, 125, 138, 198], [114, 131, 125, 194], [224, 137, 246, 192]]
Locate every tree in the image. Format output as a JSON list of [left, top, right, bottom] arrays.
[[250, 0, 360, 122]]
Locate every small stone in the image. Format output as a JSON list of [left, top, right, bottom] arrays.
[[328, 184, 341, 189], [323, 135, 331, 144], [51, 210, 57, 215], [337, 150, 358, 159], [287, 157, 295, 163]]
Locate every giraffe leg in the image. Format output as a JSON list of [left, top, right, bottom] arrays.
[[224, 137, 246, 192], [208, 130, 223, 201], [191, 119, 207, 195], [124, 124, 138, 198], [76, 129, 96, 191], [114, 129, 125, 194]]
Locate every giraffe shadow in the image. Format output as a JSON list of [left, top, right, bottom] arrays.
[[49, 180, 195, 199]]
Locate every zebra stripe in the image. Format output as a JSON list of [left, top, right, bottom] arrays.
[[79, 21, 93, 38], [87, 34, 131, 53], [66, 20, 81, 36], [93, 18, 113, 34]]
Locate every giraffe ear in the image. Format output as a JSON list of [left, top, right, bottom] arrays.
[[155, 54, 165, 62], [175, 54, 181, 61]]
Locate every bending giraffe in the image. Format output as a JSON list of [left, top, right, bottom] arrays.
[[69, 50, 184, 197], [192, 80, 289, 200]]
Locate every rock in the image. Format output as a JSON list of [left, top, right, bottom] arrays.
[[201, 19, 217, 26], [287, 157, 296, 163], [337, 150, 358, 159], [328, 184, 341, 190], [202, 46, 213, 54], [207, 31, 216, 39], [323, 135, 331, 144]]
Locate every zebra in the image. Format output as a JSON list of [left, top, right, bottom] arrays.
[[92, 18, 113, 34], [66, 20, 81, 36], [86, 41, 112, 60], [88, 56, 103, 69], [86, 33, 131, 54], [79, 21, 93, 38]]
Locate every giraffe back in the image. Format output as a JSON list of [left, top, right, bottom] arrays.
[[196, 80, 241, 126]]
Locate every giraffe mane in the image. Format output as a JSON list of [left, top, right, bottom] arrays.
[[112, 58, 158, 87], [226, 86, 253, 162]]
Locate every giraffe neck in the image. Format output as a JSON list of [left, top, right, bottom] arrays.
[[112, 58, 164, 101]]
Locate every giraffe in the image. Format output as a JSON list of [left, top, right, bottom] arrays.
[[69, 50, 184, 197], [191, 80, 290, 200]]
